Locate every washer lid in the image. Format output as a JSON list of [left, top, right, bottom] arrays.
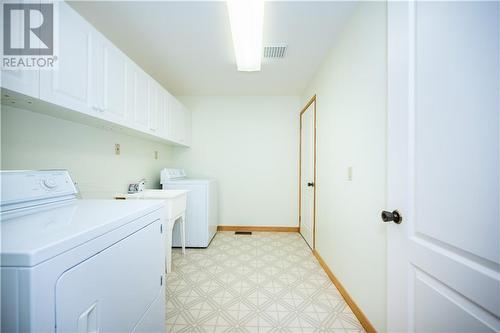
[[0, 199, 164, 267]]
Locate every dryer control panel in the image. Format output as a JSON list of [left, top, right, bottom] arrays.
[[160, 168, 186, 181], [0, 170, 77, 210]]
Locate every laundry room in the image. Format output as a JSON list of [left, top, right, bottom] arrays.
[[1, 1, 499, 333]]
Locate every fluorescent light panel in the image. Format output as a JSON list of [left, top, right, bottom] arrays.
[[226, 0, 264, 72]]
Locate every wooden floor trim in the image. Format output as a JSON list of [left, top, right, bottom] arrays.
[[312, 249, 377, 333], [217, 226, 300, 233]]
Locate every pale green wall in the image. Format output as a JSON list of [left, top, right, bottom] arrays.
[[302, 2, 387, 331], [170, 96, 301, 227], [1, 105, 174, 198]]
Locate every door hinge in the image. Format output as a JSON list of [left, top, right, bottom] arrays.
[[160, 224, 163, 234], [160, 275, 163, 286]]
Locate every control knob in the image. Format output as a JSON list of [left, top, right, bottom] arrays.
[[42, 179, 57, 189]]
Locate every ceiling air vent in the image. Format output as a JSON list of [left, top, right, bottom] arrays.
[[263, 45, 287, 58]]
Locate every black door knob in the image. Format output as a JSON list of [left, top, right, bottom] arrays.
[[381, 210, 402, 224], [307, 182, 314, 187]]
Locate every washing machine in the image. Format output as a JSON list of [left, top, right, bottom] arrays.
[[161, 168, 218, 248], [1, 170, 166, 332]]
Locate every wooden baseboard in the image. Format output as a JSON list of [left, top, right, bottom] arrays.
[[312, 249, 377, 333], [217, 225, 300, 232]]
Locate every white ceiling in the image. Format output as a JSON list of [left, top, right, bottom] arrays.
[[69, 1, 357, 96]]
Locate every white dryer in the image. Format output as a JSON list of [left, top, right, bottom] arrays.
[[1, 170, 166, 332], [161, 169, 217, 248]]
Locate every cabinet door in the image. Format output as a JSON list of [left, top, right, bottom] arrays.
[[39, 2, 92, 115], [157, 89, 169, 138], [0, 70, 39, 99], [0, 0, 40, 98], [148, 81, 159, 133], [133, 69, 149, 129], [169, 98, 182, 143], [177, 104, 187, 145], [125, 61, 135, 125], [165, 93, 176, 141], [183, 107, 192, 147], [170, 101, 190, 146], [91, 34, 127, 123], [90, 32, 105, 116], [102, 41, 127, 123]]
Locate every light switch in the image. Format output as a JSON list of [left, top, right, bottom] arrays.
[[347, 166, 353, 181], [115, 144, 121, 155], [154, 151, 159, 160]]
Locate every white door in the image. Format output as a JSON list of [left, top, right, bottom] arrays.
[[300, 97, 316, 249], [387, 2, 499, 332], [56, 220, 164, 332]]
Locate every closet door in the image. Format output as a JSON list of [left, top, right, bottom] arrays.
[[299, 98, 316, 249]]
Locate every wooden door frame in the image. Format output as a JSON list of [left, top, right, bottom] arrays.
[[299, 95, 317, 249]]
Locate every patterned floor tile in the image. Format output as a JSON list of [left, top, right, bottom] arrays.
[[166, 232, 365, 333]]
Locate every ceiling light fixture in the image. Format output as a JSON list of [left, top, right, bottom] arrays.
[[226, 0, 265, 72]]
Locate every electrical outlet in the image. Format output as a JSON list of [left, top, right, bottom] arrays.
[[115, 144, 121, 155], [154, 151, 158, 160]]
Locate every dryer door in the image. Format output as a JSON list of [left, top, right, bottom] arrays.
[[55, 219, 164, 333]]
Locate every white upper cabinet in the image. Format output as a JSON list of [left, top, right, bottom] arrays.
[[183, 106, 192, 147], [125, 62, 135, 124], [3, 1, 190, 147], [157, 89, 170, 139], [90, 32, 105, 116], [178, 104, 191, 146], [101, 37, 128, 123], [1, 70, 39, 100], [148, 80, 159, 134], [169, 100, 191, 146], [0, 0, 40, 98], [133, 68, 150, 130], [39, 2, 93, 115], [169, 98, 182, 143], [91, 32, 128, 123]]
